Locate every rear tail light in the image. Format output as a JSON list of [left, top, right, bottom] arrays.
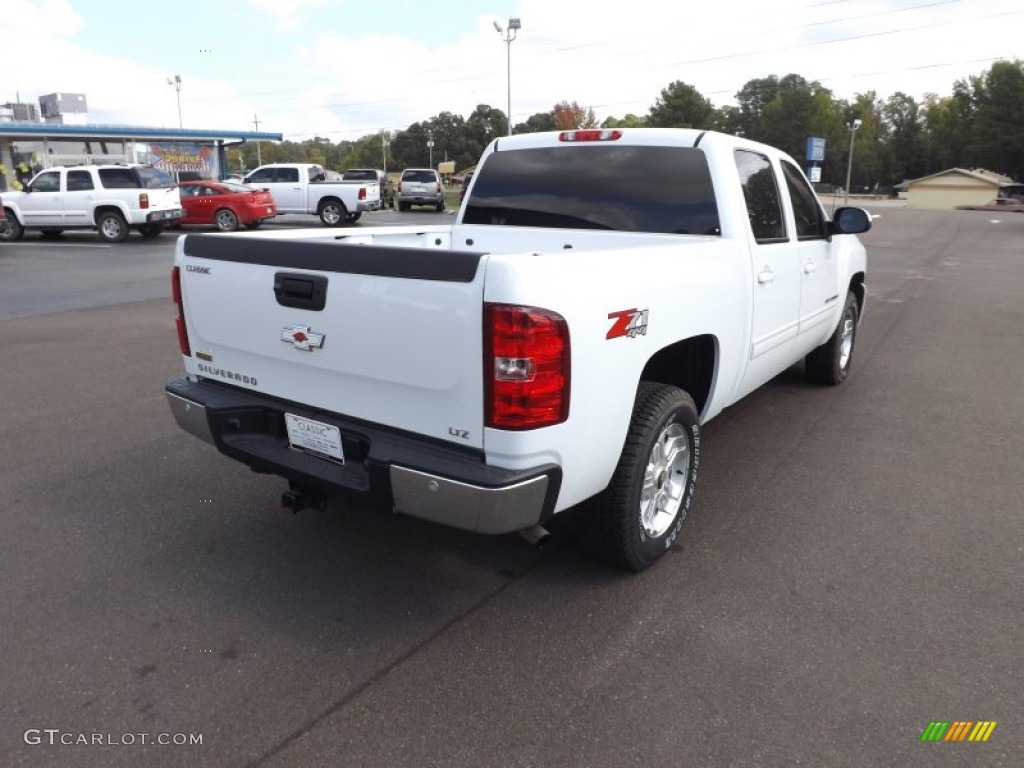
[[398, 182, 403, 193], [558, 129, 623, 142], [139, 192, 150, 209], [172, 266, 191, 356], [485, 304, 570, 430], [436, 182, 441, 193], [359, 187, 366, 200]]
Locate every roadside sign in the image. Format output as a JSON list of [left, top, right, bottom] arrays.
[[806, 137, 826, 163]]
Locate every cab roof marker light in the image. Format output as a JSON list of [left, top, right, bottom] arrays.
[[558, 130, 623, 142]]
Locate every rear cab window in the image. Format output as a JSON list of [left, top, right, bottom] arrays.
[[734, 150, 787, 243], [463, 145, 720, 235]]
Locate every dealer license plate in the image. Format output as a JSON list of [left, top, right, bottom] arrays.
[[285, 413, 345, 464]]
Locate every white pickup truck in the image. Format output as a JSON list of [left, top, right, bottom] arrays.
[[242, 163, 380, 226], [166, 128, 870, 570]]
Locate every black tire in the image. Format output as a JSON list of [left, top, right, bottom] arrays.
[[345, 212, 362, 224], [805, 291, 859, 385], [318, 199, 346, 227], [214, 208, 239, 232], [1, 212, 24, 242], [136, 223, 165, 238], [40, 228, 65, 237], [435, 200, 445, 212], [398, 201, 410, 212], [585, 382, 700, 571], [244, 221, 263, 230], [96, 211, 129, 243]]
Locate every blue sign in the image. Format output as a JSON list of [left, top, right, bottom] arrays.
[[806, 137, 826, 163]]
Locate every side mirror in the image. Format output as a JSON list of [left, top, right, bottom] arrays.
[[831, 206, 872, 235]]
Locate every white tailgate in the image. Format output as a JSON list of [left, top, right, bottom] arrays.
[[178, 235, 486, 449], [147, 186, 182, 211]]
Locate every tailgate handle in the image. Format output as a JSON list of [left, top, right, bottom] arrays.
[[274, 272, 328, 311]]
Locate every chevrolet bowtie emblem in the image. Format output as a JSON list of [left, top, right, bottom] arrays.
[[280, 324, 325, 351]]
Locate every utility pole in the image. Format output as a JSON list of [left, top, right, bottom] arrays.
[[494, 18, 521, 136], [844, 118, 862, 205], [253, 114, 262, 167]]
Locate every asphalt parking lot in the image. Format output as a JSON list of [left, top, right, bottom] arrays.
[[1, 206, 1021, 767]]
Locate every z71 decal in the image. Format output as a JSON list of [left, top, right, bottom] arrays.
[[607, 308, 649, 340]]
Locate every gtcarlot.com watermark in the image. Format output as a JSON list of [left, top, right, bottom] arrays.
[[24, 729, 203, 747]]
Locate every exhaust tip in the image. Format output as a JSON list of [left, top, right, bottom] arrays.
[[518, 524, 551, 548]]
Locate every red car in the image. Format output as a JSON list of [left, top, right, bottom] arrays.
[[176, 180, 277, 231]]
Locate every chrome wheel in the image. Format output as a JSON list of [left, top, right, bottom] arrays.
[[320, 202, 343, 226], [839, 310, 856, 371], [640, 422, 691, 538], [96, 212, 129, 243], [215, 209, 239, 232]]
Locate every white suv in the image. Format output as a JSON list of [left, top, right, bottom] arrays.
[[398, 168, 444, 211], [0, 164, 183, 243]]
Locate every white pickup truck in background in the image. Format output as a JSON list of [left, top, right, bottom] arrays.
[[243, 163, 380, 226], [167, 128, 870, 570]]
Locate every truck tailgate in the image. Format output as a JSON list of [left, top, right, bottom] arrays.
[[177, 234, 487, 449]]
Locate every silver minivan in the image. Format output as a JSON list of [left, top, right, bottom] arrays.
[[398, 168, 444, 211]]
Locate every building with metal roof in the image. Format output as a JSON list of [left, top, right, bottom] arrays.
[[0, 121, 282, 191]]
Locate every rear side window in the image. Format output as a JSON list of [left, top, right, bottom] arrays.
[[67, 170, 94, 191], [134, 166, 175, 189], [277, 167, 299, 183], [98, 168, 140, 189], [781, 162, 826, 239], [734, 150, 786, 243], [463, 145, 720, 235]]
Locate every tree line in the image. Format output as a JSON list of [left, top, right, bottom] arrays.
[[229, 60, 1023, 190]]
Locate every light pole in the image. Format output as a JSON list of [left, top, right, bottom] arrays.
[[427, 131, 434, 169], [493, 17, 521, 136], [844, 118, 862, 205], [381, 131, 389, 173], [166, 75, 182, 129]]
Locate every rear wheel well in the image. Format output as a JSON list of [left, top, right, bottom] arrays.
[[639, 335, 717, 416], [92, 205, 124, 224], [318, 196, 344, 213]]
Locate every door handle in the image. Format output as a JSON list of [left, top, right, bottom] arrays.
[[274, 272, 328, 311], [757, 268, 776, 285], [803, 262, 817, 275]]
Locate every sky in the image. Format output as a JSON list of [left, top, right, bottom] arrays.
[[2, 0, 1021, 142]]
